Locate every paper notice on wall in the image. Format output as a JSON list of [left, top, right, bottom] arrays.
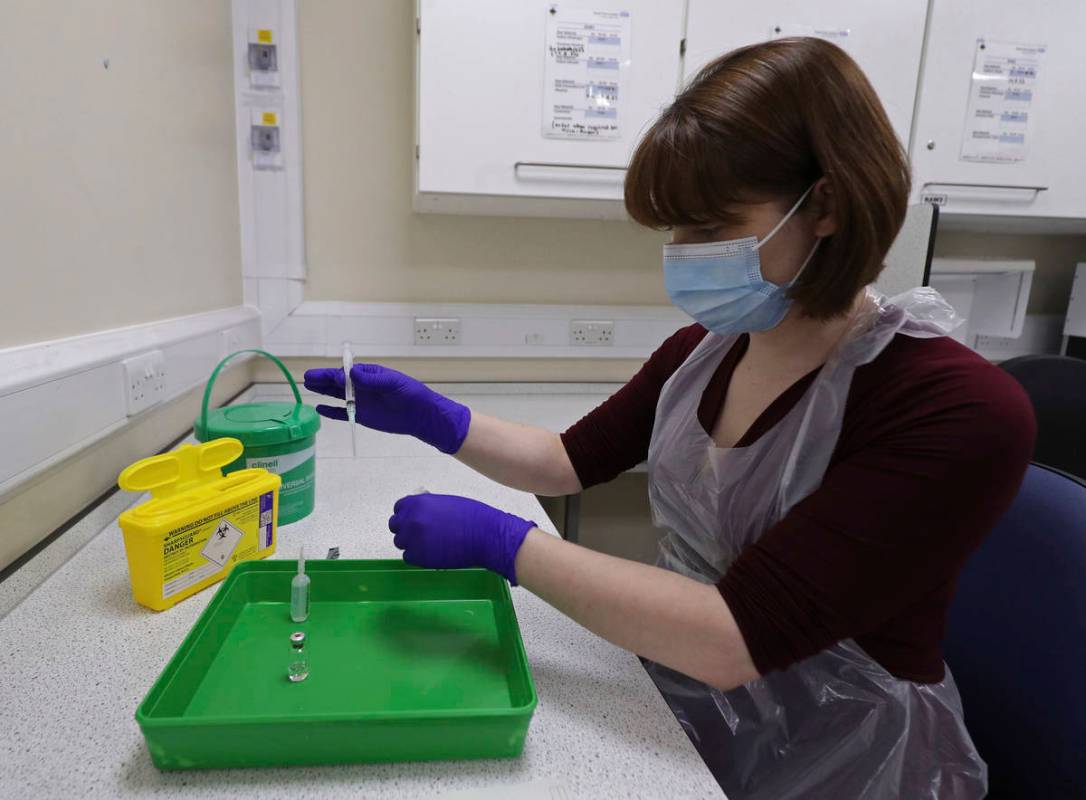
[[770, 24, 851, 53], [542, 6, 631, 140], [960, 40, 1046, 164]]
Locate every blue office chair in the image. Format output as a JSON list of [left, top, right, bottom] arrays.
[[999, 354, 1086, 480], [943, 463, 1086, 798]]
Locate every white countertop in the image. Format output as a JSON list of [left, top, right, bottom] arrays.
[[0, 384, 722, 799]]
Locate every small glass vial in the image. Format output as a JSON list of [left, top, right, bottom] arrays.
[[287, 631, 309, 682], [291, 546, 310, 623]]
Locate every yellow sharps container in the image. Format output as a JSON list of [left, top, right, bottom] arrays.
[[117, 438, 281, 611]]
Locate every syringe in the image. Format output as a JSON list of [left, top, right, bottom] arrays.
[[342, 342, 355, 421], [342, 343, 357, 458], [290, 545, 310, 623]]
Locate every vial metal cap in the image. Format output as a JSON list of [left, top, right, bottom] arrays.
[[290, 631, 306, 646]]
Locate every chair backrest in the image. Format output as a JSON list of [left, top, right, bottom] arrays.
[[876, 202, 937, 296], [999, 354, 1086, 480], [943, 463, 1086, 797]]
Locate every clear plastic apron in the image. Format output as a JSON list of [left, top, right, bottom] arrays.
[[645, 288, 988, 799]]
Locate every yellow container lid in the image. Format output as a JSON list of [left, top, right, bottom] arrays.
[[118, 439, 280, 533]]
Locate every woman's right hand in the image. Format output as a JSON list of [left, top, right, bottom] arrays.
[[303, 364, 471, 455]]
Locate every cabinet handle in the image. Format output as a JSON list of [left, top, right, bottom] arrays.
[[514, 160, 627, 174], [922, 182, 1048, 193]]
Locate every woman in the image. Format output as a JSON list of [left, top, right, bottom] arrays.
[[306, 39, 1034, 798]]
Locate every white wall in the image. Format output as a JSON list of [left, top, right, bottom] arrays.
[[0, 0, 243, 348], [297, 0, 668, 308], [0, 0, 251, 571], [296, 0, 1084, 320]]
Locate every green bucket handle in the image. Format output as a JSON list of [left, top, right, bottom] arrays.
[[200, 349, 305, 437]]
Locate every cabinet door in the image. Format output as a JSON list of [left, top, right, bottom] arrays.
[[910, 0, 1086, 227], [683, 0, 927, 149], [417, 0, 684, 208]]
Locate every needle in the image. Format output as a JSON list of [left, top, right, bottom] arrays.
[[343, 343, 357, 458]]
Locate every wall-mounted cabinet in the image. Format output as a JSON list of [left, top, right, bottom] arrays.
[[909, 0, 1086, 232], [415, 0, 684, 219], [683, 0, 928, 152], [416, 0, 1085, 231]]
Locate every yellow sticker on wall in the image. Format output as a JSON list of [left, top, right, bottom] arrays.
[[262, 111, 278, 126], [257, 29, 274, 44]]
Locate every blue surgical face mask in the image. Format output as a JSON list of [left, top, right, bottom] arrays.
[[663, 184, 821, 336]]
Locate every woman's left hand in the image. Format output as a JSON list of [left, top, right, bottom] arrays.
[[388, 493, 536, 585]]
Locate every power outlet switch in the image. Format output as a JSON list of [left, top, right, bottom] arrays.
[[123, 350, 167, 417], [570, 319, 615, 346], [414, 318, 461, 345]]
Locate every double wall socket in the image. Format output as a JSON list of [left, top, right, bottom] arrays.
[[221, 327, 246, 357], [122, 350, 167, 416], [570, 319, 615, 346], [414, 317, 461, 345]]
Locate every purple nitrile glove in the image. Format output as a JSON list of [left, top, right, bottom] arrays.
[[303, 363, 471, 454], [388, 493, 536, 585]]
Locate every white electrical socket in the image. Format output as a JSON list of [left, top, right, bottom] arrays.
[[221, 327, 246, 357], [414, 318, 461, 345], [122, 350, 167, 416], [570, 319, 615, 346]]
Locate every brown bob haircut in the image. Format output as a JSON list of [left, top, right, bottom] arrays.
[[625, 37, 910, 319]]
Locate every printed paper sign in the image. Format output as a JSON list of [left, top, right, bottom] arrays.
[[770, 24, 852, 53], [960, 40, 1046, 164], [542, 6, 631, 139]]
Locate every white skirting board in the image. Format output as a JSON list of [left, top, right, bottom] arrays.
[[0, 306, 261, 499], [266, 301, 689, 359], [263, 300, 1065, 364], [0, 297, 1059, 505]]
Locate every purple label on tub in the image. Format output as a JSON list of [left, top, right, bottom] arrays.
[[260, 492, 273, 514], [263, 524, 273, 549]]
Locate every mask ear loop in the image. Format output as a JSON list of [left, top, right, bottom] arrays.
[[753, 182, 818, 252], [788, 236, 822, 286]]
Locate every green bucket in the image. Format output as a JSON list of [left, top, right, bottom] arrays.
[[194, 350, 320, 526]]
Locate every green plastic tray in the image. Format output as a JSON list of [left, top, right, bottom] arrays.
[[136, 560, 537, 769]]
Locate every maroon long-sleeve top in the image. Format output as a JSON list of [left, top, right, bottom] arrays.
[[560, 325, 1035, 683]]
